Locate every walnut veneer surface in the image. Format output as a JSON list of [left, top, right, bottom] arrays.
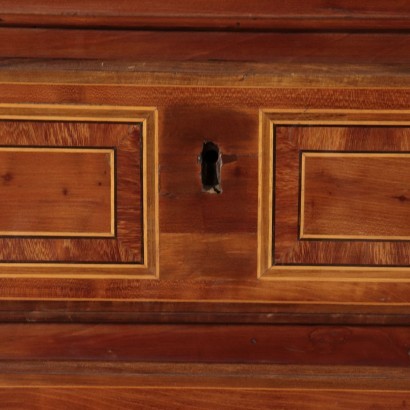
[[0, 2, 409, 408]]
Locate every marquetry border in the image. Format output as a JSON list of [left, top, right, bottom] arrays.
[[258, 109, 410, 281], [0, 104, 159, 279]]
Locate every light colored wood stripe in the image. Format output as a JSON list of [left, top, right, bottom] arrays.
[[0, 103, 156, 110], [0, 297, 410, 305], [0, 116, 140, 122], [0, 232, 114, 237], [0, 61, 410, 89], [262, 108, 410, 114], [299, 153, 306, 238], [110, 147, 115, 236], [0, 147, 113, 154], [303, 152, 410, 158], [301, 234, 410, 240]]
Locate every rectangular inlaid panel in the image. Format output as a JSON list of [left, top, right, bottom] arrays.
[[0, 104, 159, 282], [0, 147, 114, 237], [258, 111, 410, 287], [0, 120, 142, 264], [301, 153, 410, 240], [274, 125, 410, 267]]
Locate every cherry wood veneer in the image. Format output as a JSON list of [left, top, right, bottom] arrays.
[[0, 362, 409, 410], [0, 3, 409, 406], [1, 0, 410, 31], [302, 153, 410, 240], [0, 88, 406, 315]]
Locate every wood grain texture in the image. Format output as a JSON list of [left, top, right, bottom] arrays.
[[0, 118, 142, 264], [302, 153, 410, 240], [0, 324, 408, 366], [0, 29, 409, 65], [1, 60, 410, 89], [0, 105, 159, 278], [0, 86, 408, 312], [0, 148, 113, 236], [0, 85, 408, 112], [2, 361, 410, 389], [2, 300, 410, 325], [275, 125, 410, 266], [0, 362, 409, 409], [1, 388, 409, 410], [1, 0, 409, 31], [3, 6, 410, 400]]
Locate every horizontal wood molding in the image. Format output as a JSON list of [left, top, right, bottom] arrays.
[[0, 324, 408, 366], [0, 387, 408, 409], [0, 361, 409, 408], [0, 30, 409, 67], [1, 361, 410, 390], [0, 361, 409, 389], [1, 60, 409, 89], [2, 300, 410, 325], [1, 0, 409, 31]]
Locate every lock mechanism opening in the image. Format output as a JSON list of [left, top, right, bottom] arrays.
[[198, 141, 222, 194]]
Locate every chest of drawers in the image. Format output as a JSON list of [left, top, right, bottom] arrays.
[[0, 2, 409, 408]]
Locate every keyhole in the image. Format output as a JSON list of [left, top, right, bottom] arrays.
[[199, 141, 222, 194]]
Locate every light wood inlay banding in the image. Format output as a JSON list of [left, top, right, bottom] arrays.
[[258, 109, 410, 282], [0, 104, 159, 279]]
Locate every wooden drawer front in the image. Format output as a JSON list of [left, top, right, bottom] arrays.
[[0, 104, 158, 278], [0, 84, 409, 309], [259, 110, 410, 281]]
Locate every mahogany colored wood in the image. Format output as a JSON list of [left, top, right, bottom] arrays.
[[0, 84, 408, 112], [0, 119, 142, 263], [303, 154, 410, 239], [274, 125, 410, 266], [0, 324, 408, 366], [0, 29, 409, 65], [2, 300, 410, 324], [1, 60, 409, 89], [0, 148, 112, 236], [2, 388, 409, 410], [0, 6, 408, 318], [0, 86, 405, 314], [0, 362, 409, 409], [0, 4, 409, 408], [2, 361, 410, 389], [1, 0, 409, 31]]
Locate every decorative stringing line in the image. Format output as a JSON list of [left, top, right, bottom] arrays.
[[0, 104, 159, 278], [299, 152, 306, 239], [258, 109, 410, 280], [110, 147, 115, 237], [257, 110, 274, 278]]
